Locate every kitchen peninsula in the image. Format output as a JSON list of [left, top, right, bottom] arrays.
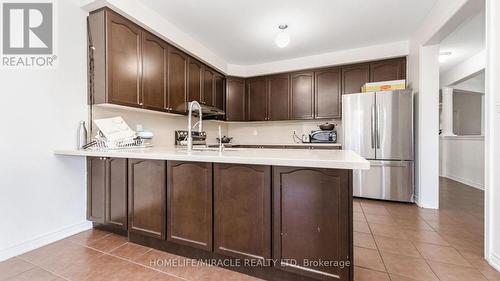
[[55, 147, 368, 281]]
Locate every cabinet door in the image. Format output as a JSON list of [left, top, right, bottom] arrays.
[[273, 167, 351, 281], [214, 164, 271, 260], [87, 157, 106, 223], [315, 68, 341, 119], [290, 72, 314, 120], [106, 12, 142, 107], [268, 74, 290, 121], [142, 32, 167, 111], [226, 77, 246, 121], [247, 78, 268, 121], [370, 58, 406, 82], [214, 73, 225, 110], [167, 47, 188, 114], [167, 161, 212, 251], [128, 159, 166, 239], [341, 64, 370, 95], [105, 158, 128, 230], [187, 58, 203, 103], [202, 68, 215, 106]]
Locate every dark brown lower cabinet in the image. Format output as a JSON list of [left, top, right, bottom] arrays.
[[105, 158, 128, 229], [214, 164, 272, 260], [167, 161, 213, 251], [128, 159, 166, 239], [87, 157, 127, 230], [87, 157, 106, 223], [273, 167, 352, 281]]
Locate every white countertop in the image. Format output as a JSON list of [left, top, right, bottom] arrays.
[[217, 143, 342, 147], [54, 147, 368, 170]]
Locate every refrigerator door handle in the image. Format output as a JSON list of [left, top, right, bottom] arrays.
[[376, 103, 381, 149], [371, 105, 375, 149]]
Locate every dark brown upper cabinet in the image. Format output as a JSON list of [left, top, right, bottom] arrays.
[[214, 73, 225, 110], [202, 68, 215, 106], [87, 157, 127, 230], [214, 164, 272, 261], [370, 58, 406, 82], [187, 57, 203, 103], [341, 63, 370, 95], [128, 159, 166, 239], [167, 47, 188, 114], [273, 167, 351, 280], [167, 161, 213, 251], [142, 32, 167, 111], [247, 78, 268, 121], [315, 68, 341, 119], [226, 77, 246, 121], [268, 74, 290, 121], [290, 71, 314, 120], [106, 11, 142, 108]]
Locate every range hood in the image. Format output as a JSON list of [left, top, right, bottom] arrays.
[[194, 104, 226, 117]]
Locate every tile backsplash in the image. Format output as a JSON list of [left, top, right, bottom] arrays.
[[227, 119, 342, 145], [91, 105, 228, 147], [91, 105, 341, 147]]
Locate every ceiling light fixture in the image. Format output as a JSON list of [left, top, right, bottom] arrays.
[[439, 51, 452, 63], [275, 24, 290, 48]]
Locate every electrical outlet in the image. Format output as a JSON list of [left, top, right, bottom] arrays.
[[292, 130, 297, 135]]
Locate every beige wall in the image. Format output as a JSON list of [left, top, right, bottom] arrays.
[[453, 90, 483, 135]]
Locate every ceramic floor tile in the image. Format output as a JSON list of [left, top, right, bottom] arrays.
[[0, 258, 34, 281], [66, 229, 111, 246], [68, 253, 158, 281], [368, 223, 408, 239], [19, 240, 104, 277], [365, 214, 397, 225], [354, 246, 386, 272], [354, 212, 367, 222], [413, 242, 472, 267], [373, 236, 421, 258], [380, 252, 438, 281], [149, 272, 187, 281], [389, 275, 423, 281], [354, 232, 377, 249], [404, 230, 450, 246], [6, 267, 59, 281], [361, 206, 390, 216], [109, 242, 152, 261], [354, 220, 372, 234], [87, 234, 128, 253], [354, 266, 390, 281], [428, 261, 488, 281]]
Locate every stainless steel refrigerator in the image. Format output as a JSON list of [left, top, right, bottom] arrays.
[[342, 89, 414, 202]]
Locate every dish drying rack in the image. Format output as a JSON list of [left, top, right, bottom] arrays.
[[83, 132, 152, 150]]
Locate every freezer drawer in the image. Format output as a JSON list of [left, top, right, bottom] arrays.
[[353, 160, 413, 202]]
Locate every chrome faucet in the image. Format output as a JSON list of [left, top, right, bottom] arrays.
[[187, 101, 203, 152]]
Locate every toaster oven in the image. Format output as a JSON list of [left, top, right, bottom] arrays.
[[309, 130, 337, 143]]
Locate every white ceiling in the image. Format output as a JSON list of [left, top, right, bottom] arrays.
[[439, 11, 485, 72], [453, 70, 485, 93], [138, 0, 437, 65]]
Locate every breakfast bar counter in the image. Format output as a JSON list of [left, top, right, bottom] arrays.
[[54, 146, 368, 170], [55, 147, 368, 281]]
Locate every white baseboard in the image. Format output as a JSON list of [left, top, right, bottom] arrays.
[[0, 221, 92, 262], [440, 174, 484, 190], [489, 253, 500, 272]]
